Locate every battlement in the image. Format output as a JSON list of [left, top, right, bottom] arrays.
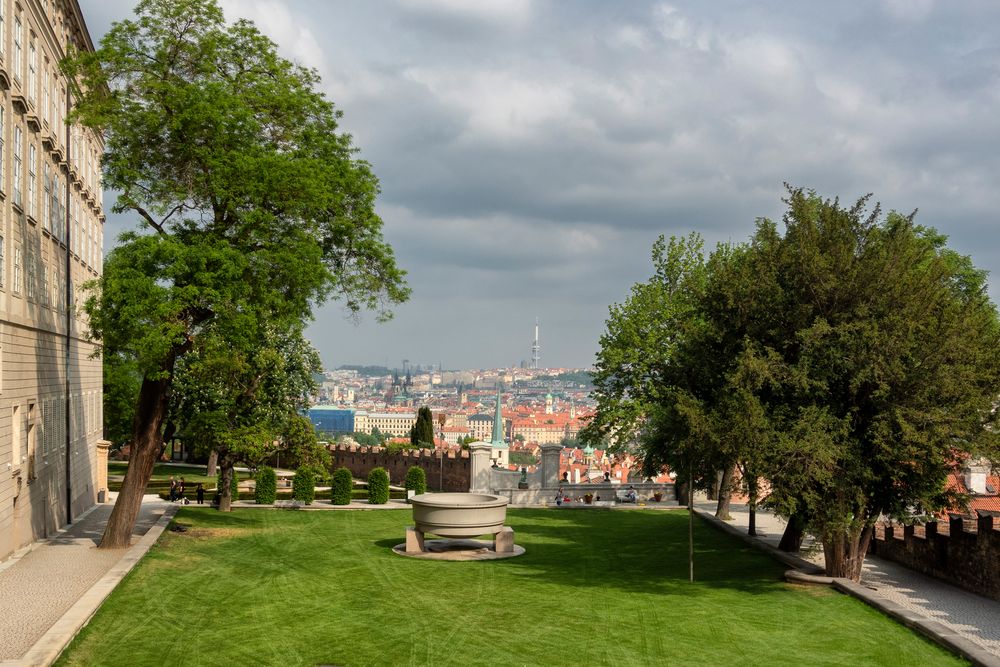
[[869, 514, 1000, 601], [326, 443, 471, 491]]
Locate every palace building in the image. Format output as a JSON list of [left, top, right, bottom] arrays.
[[0, 0, 105, 561]]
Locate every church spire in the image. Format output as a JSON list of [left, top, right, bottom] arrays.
[[491, 387, 505, 446]]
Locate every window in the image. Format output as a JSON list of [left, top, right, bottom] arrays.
[[13, 125, 22, 208], [43, 61, 49, 122], [28, 143, 36, 218], [0, 235, 4, 287], [0, 106, 5, 188], [28, 39, 36, 103], [13, 16, 21, 81], [42, 163, 51, 231], [26, 249, 35, 300], [13, 245, 21, 293], [41, 262, 48, 305], [0, 1, 5, 58], [12, 405, 20, 468]]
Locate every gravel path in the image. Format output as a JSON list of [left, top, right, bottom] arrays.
[[0, 497, 170, 661], [696, 500, 1000, 658]]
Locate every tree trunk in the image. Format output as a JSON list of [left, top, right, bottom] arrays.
[[823, 524, 873, 581], [778, 512, 805, 552], [706, 470, 719, 501], [206, 449, 218, 477], [675, 479, 690, 505], [715, 465, 735, 520], [99, 372, 173, 549], [747, 476, 758, 536], [219, 457, 234, 512]]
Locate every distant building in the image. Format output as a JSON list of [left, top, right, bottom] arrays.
[[309, 407, 355, 435]]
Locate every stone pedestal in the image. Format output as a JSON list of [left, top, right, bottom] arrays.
[[540, 443, 562, 489], [494, 526, 515, 553], [468, 442, 492, 493], [95, 440, 111, 501], [405, 526, 425, 554]]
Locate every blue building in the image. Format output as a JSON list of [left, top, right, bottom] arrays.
[[309, 407, 355, 435]]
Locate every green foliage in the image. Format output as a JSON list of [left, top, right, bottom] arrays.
[[280, 415, 331, 472], [410, 406, 435, 447], [592, 186, 1000, 577], [510, 452, 539, 467], [254, 466, 277, 504], [331, 467, 353, 505], [102, 353, 141, 449], [292, 467, 316, 505], [348, 431, 384, 447], [367, 467, 390, 505], [404, 466, 426, 496], [62, 0, 408, 537]]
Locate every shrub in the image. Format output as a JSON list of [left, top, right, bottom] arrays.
[[404, 466, 426, 497], [331, 467, 353, 505], [367, 467, 390, 505], [292, 466, 316, 505], [255, 466, 277, 504]]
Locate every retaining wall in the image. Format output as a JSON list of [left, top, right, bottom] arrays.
[[327, 444, 470, 492], [868, 514, 1000, 601]]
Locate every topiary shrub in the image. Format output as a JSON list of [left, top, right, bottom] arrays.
[[367, 467, 390, 505], [292, 466, 316, 505], [255, 466, 277, 504], [331, 467, 353, 505], [404, 465, 426, 497]]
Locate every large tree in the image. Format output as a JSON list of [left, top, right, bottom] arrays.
[[67, 0, 408, 547], [604, 187, 1000, 580]]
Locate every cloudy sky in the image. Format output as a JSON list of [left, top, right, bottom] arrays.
[[79, 0, 1000, 370]]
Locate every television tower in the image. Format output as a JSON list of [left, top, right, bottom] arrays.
[[530, 318, 540, 369]]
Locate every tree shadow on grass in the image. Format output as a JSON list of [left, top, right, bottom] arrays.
[[491, 508, 791, 596]]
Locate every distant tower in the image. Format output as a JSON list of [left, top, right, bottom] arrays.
[[530, 318, 540, 369], [545, 392, 553, 415]]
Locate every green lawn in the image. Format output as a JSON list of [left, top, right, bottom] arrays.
[[57, 509, 964, 667]]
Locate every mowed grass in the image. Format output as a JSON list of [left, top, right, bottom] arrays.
[[57, 509, 964, 667]]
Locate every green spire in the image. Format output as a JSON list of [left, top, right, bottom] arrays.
[[491, 387, 505, 446]]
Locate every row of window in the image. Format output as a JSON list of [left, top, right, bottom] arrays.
[[8, 390, 101, 470], [0, 232, 85, 309], [0, 2, 102, 201]]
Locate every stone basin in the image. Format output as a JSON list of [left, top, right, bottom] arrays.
[[410, 492, 508, 538]]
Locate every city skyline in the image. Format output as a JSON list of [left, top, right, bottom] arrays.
[[82, 0, 1000, 369]]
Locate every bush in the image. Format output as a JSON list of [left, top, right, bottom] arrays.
[[217, 470, 239, 502], [292, 467, 316, 505], [367, 467, 390, 505], [331, 467, 353, 505], [255, 466, 277, 504], [404, 466, 426, 497]]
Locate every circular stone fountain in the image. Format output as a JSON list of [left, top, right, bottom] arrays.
[[392, 492, 524, 560]]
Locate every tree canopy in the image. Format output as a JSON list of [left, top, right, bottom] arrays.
[[67, 0, 408, 546], [588, 186, 1000, 579]]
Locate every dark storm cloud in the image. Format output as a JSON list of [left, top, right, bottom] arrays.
[[86, 0, 1000, 369]]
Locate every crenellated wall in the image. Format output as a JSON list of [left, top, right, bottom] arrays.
[[868, 514, 1000, 601], [326, 444, 471, 492]]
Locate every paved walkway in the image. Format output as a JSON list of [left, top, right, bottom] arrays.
[[0, 495, 175, 666], [696, 501, 1000, 660]]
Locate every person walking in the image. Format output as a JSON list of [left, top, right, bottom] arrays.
[[168, 476, 177, 501], [196, 483, 205, 505]]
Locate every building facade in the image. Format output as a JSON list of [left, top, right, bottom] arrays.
[[0, 0, 104, 561]]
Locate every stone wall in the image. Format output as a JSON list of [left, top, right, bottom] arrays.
[[327, 444, 470, 492], [868, 514, 1000, 601]]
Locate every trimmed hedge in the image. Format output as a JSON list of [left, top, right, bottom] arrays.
[[367, 467, 390, 505], [331, 467, 353, 505], [404, 466, 426, 497], [292, 467, 316, 505], [255, 466, 277, 504]]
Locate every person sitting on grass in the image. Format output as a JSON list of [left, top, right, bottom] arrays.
[[625, 486, 637, 503]]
